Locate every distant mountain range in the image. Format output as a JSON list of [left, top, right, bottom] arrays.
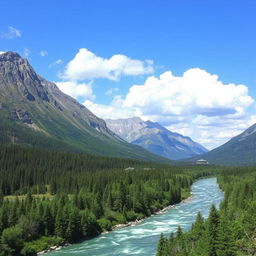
[[106, 117, 208, 160], [0, 51, 168, 162], [188, 123, 256, 165]]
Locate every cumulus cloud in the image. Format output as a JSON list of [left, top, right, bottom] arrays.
[[84, 97, 135, 120], [56, 81, 95, 101], [84, 68, 255, 149], [1, 26, 21, 39], [123, 69, 253, 117], [166, 114, 256, 149], [61, 48, 154, 81], [40, 50, 48, 57], [0, 51, 5, 55]]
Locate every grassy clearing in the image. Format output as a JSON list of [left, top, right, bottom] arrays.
[[4, 193, 55, 201]]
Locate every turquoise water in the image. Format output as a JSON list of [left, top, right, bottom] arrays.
[[47, 177, 224, 256]]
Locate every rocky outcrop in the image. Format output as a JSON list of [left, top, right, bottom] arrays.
[[13, 109, 32, 124]]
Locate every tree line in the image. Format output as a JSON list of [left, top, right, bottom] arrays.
[[156, 166, 256, 256], [0, 144, 214, 255]]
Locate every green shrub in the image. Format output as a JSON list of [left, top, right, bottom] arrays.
[[21, 236, 63, 255], [1, 226, 24, 255], [97, 218, 112, 231], [125, 210, 137, 221]]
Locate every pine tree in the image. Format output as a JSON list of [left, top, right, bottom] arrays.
[[207, 205, 220, 256], [66, 208, 81, 242], [217, 217, 236, 256], [192, 212, 205, 240], [43, 204, 54, 236], [156, 233, 169, 256], [55, 208, 65, 238]]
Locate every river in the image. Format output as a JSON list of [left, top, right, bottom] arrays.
[[47, 177, 224, 256]]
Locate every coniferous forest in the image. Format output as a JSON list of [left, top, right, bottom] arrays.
[[156, 167, 256, 256], [1, 144, 256, 256], [1, 1, 256, 255], [0, 144, 213, 255]]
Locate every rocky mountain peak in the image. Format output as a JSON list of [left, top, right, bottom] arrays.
[[0, 51, 120, 139], [0, 51, 32, 76], [106, 117, 208, 160], [0, 51, 50, 102], [0, 51, 23, 61]]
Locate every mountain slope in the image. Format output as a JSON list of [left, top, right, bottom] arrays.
[[106, 117, 208, 160], [188, 124, 256, 165], [0, 51, 169, 162]]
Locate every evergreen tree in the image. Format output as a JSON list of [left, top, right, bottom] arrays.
[[156, 233, 169, 256], [217, 217, 236, 256], [55, 208, 65, 238], [207, 205, 220, 256], [43, 204, 54, 236]]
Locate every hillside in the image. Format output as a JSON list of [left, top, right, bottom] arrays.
[[0, 52, 168, 162], [106, 117, 208, 160], [188, 123, 256, 165]]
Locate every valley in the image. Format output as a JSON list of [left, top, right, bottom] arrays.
[[46, 177, 224, 256], [0, 50, 255, 256]]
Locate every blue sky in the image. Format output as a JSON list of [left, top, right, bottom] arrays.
[[1, 0, 256, 149]]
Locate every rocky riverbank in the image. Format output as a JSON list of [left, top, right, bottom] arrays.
[[38, 196, 194, 255], [37, 243, 70, 255]]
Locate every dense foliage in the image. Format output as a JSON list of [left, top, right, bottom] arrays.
[[156, 167, 256, 256], [0, 144, 152, 195], [0, 145, 213, 255]]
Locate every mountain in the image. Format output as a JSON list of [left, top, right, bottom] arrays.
[[188, 123, 256, 165], [105, 117, 208, 160], [0, 51, 169, 162]]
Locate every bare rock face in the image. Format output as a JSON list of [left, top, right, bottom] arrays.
[[0, 51, 116, 138], [106, 117, 208, 160], [13, 109, 32, 124], [0, 52, 49, 102]]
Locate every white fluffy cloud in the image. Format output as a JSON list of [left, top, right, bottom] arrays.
[[84, 96, 136, 120], [123, 69, 253, 117], [62, 48, 154, 81], [56, 81, 95, 101], [166, 114, 256, 149], [84, 68, 255, 149], [1, 26, 21, 39]]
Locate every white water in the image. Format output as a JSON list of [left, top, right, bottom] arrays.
[[47, 177, 224, 256]]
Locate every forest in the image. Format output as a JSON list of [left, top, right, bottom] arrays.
[[156, 166, 256, 256], [0, 144, 213, 256]]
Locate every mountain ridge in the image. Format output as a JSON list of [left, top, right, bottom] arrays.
[[0, 51, 169, 162], [187, 123, 256, 165], [106, 117, 208, 160]]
